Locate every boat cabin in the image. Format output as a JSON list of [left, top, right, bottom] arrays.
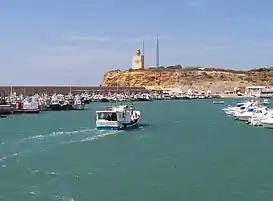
[[97, 111, 118, 121], [96, 106, 133, 123]]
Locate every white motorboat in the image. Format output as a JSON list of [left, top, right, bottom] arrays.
[[248, 108, 273, 126], [222, 100, 261, 116], [96, 101, 140, 130], [260, 117, 273, 129], [233, 106, 262, 121], [222, 102, 248, 115]]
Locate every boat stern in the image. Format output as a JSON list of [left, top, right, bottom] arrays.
[[96, 120, 123, 130]]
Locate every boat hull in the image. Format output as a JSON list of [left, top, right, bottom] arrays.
[[12, 109, 40, 114], [261, 122, 273, 129], [39, 105, 48, 111], [96, 119, 138, 130], [83, 99, 90, 104], [47, 104, 74, 110], [235, 115, 251, 121], [47, 104, 62, 110], [73, 104, 85, 110], [61, 104, 74, 110], [135, 98, 150, 101], [0, 105, 12, 115], [100, 98, 110, 102]]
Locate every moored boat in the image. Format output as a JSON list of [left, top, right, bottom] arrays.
[[73, 95, 85, 110], [213, 100, 224, 104], [11, 98, 40, 114]]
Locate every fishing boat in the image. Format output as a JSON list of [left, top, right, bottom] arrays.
[[47, 94, 63, 110], [73, 95, 85, 110], [96, 101, 140, 130], [11, 97, 40, 114], [0, 90, 11, 115]]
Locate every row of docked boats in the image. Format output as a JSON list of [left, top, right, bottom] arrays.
[[222, 99, 273, 128], [0, 93, 86, 115]]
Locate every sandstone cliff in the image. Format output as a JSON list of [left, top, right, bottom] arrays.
[[101, 67, 273, 91]]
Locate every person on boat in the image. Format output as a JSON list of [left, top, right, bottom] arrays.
[[105, 113, 111, 121], [111, 113, 117, 121]]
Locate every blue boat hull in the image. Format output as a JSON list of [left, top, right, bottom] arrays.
[[96, 126, 123, 130], [96, 120, 138, 130]]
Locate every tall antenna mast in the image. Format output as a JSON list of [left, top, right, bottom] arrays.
[[142, 40, 145, 55], [142, 40, 145, 68], [156, 36, 159, 67]]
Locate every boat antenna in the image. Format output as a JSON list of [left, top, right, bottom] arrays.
[[142, 40, 145, 55], [156, 36, 159, 68]]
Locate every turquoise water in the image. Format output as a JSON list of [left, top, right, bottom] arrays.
[[1, 100, 273, 201]]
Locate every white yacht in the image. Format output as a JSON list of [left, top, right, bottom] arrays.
[[248, 108, 273, 126], [222, 100, 261, 116], [260, 118, 273, 128], [234, 107, 267, 121], [222, 102, 248, 115], [96, 101, 140, 130]]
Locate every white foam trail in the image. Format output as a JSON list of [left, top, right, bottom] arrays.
[[0, 151, 21, 161], [55, 196, 74, 201], [62, 130, 123, 145], [21, 128, 95, 141], [0, 128, 117, 162]]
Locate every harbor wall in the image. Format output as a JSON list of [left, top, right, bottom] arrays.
[[0, 86, 150, 96]]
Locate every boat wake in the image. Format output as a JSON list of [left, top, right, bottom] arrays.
[[21, 128, 96, 142], [0, 128, 123, 163], [0, 151, 22, 162], [61, 130, 123, 145]]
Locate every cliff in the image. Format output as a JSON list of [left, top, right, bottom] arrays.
[[101, 66, 273, 91]]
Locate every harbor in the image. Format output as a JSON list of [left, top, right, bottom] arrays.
[[3, 1, 273, 200], [2, 98, 273, 201]]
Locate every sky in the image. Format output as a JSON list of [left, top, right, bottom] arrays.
[[1, 0, 273, 85]]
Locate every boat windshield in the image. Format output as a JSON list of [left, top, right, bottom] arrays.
[[247, 108, 254, 112], [237, 103, 245, 107], [97, 112, 117, 121]]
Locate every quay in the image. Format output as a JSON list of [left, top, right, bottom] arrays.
[[0, 84, 268, 117], [0, 86, 150, 96], [0, 84, 267, 114]]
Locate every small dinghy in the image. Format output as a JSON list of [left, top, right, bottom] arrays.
[[213, 100, 224, 104]]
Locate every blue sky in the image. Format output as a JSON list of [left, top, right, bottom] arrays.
[[1, 0, 273, 85]]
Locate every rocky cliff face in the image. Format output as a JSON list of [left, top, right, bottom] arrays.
[[101, 68, 273, 91]]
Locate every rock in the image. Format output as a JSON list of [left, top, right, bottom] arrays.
[[101, 67, 273, 91]]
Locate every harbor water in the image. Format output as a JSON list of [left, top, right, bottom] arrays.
[[1, 99, 273, 201]]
